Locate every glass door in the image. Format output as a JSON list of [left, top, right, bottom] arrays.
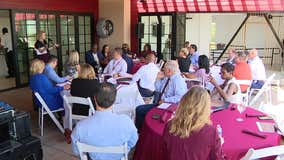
[[14, 12, 36, 85], [60, 15, 75, 75], [140, 14, 173, 61], [78, 16, 92, 63], [39, 14, 58, 56], [139, 14, 186, 60]]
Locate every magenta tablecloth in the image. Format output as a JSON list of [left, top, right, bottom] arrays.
[[133, 104, 281, 160]]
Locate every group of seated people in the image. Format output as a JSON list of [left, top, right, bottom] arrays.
[[29, 40, 268, 160]]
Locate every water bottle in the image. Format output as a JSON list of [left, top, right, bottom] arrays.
[[216, 124, 222, 137]]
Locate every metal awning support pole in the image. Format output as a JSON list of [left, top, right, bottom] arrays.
[[263, 14, 284, 65], [214, 14, 250, 64]]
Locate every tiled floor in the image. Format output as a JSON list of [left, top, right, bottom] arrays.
[[0, 67, 284, 160], [0, 87, 78, 160]]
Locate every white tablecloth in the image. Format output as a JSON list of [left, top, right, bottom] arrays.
[[60, 81, 144, 129], [112, 83, 145, 119]]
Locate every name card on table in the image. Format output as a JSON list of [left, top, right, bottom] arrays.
[[256, 122, 275, 133]]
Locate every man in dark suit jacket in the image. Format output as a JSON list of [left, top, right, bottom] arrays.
[[85, 44, 104, 72], [122, 43, 134, 73]]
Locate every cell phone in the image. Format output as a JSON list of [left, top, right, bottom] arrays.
[[258, 116, 273, 120], [152, 114, 160, 120]]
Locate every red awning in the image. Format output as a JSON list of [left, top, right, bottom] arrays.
[[137, 0, 284, 13]]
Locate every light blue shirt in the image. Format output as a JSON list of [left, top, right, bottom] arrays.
[[189, 51, 199, 66], [155, 73, 187, 103], [103, 57, 128, 75], [44, 64, 68, 84], [71, 110, 138, 160]]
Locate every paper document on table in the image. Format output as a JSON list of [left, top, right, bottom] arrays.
[[157, 103, 171, 110], [256, 122, 275, 133], [56, 81, 71, 87]]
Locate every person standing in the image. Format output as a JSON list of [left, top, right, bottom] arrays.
[[1, 27, 14, 78], [34, 31, 59, 63], [188, 44, 199, 67]]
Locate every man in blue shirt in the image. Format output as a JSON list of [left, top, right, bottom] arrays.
[[135, 60, 187, 129], [44, 55, 70, 84], [71, 82, 138, 160], [188, 44, 199, 67]]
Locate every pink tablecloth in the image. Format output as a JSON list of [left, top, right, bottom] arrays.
[[133, 104, 281, 160]]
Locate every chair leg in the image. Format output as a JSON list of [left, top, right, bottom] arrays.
[[41, 110, 44, 136], [38, 109, 41, 128]]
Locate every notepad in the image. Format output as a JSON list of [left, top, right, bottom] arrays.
[[256, 122, 275, 133], [157, 103, 171, 110]]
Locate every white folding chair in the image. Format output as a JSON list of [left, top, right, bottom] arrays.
[[76, 142, 128, 160], [113, 84, 145, 120], [236, 80, 252, 106], [249, 74, 275, 107], [157, 60, 165, 70], [241, 145, 284, 160], [63, 95, 95, 130], [34, 92, 64, 136]]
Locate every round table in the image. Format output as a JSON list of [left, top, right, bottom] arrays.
[[133, 104, 281, 160]]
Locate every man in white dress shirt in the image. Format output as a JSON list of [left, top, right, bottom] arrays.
[[103, 47, 127, 76], [132, 54, 160, 97], [248, 49, 266, 89], [1, 28, 14, 78]]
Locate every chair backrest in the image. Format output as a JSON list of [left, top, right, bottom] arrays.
[[76, 142, 128, 160], [241, 145, 284, 160], [63, 95, 95, 115], [158, 60, 165, 70], [249, 73, 275, 106], [34, 92, 49, 112]]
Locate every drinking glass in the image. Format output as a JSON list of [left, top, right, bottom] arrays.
[[236, 104, 246, 122]]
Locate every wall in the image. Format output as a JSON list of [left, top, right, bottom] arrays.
[[185, 14, 212, 55], [0, 0, 99, 42], [98, 0, 130, 50], [0, 0, 98, 13], [212, 14, 284, 49]]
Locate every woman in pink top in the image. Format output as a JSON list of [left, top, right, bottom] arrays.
[[184, 55, 210, 86]]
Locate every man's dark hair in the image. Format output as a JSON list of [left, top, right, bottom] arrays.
[[190, 44, 197, 52], [221, 62, 235, 73], [2, 28, 8, 34], [95, 82, 117, 108], [48, 55, 58, 63]]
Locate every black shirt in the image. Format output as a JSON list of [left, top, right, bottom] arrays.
[[178, 57, 190, 73], [70, 78, 100, 115]]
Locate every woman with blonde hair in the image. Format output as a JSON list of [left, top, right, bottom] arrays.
[[29, 59, 69, 111], [34, 31, 59, 63], [163, 86, 224, 160], [65, 50, 80, 78], [70, 63, 100, 116]]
